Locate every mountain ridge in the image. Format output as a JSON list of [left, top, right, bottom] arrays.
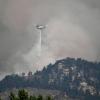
[[0, 57, 100, 99]]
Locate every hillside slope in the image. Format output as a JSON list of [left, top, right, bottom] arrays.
[[0, 57, 100, 99]]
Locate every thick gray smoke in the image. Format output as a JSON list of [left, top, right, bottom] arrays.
[[0, 0, 100, 79]]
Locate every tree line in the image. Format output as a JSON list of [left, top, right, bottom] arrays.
[[0, 89, 53, 100]]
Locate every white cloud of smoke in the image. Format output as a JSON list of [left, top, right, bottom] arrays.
[[0, 0, 100, 79]]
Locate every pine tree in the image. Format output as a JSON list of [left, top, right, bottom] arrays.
[[18, 89, 28, 100], [37, 95, 43, 100], [9, 92, 16, 100], [46, 96, 52, 100], [29, 95, 37, 100], [0, 96, 2, 100]]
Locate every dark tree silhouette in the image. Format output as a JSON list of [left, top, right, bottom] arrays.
[[46, 96, 52, 100], [0, 96, 2, 100], [37, 95, 43, 100], [8, 89, 53, 100], [29, 96, 37, 100], [9, 92, 17, 100], [18, 89, 28, 100]]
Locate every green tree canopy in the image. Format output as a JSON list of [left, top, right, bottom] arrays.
[[18, 89, 28, 100]]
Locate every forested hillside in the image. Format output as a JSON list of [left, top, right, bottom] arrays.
[[0, 58, 100, 99]]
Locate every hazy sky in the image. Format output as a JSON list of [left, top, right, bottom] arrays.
[[0, 0, 100, 79]]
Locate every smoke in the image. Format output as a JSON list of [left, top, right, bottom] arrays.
[[0, 0, 35, 74], [0, 0, 100, 79]]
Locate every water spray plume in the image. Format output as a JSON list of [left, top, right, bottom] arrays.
[[36, 25, 46, 57]]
